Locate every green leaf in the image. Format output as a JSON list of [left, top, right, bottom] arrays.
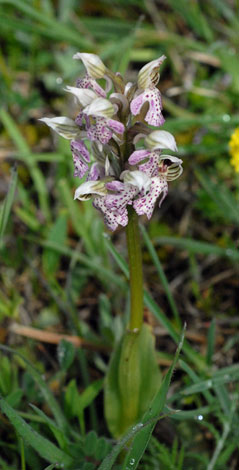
[[0, 396, 73, 466], [0, 108, 50, 220], [97, 421, 148, 470], [182, 365, 239, 395], [64, 378, 103, 419], [79, 378, 103, 413], [0, 0, 92, 48], [94, 437, 111, 461], [5, 388, 23, 408], [42, 213, 68, 276], [104, 324, 161, 438], [84, 430, 98, 457], [140, 224, 181, 327], [0, 165, 18, 249], [30, 404, 69, 451], [0, 345, 68, 431], [206, 319, 216, 366], [57, 339, 75, 372], [122, 327, 185, 470], [195, 169, 239, 224], [154, 236, 239, 262]]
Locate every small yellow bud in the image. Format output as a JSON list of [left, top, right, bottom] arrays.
[[229, 128, 239, 173]]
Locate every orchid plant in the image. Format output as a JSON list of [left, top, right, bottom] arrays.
[[40, 52, 183, 437]]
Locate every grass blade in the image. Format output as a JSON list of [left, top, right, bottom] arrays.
[[206, 319, 216, 366], [0, 165, 17, 248], [140, 224, 181, 327], [0, 397, 73, 466], [0, 345, 68, 431], [154, 236, 239, 261]]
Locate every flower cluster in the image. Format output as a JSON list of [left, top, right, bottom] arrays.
[[40, 53, 183, 230], [229, 128, 239, 173]]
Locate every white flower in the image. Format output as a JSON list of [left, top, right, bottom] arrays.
[[74, 180, 107, 201], [65, 86, 98, 107], [39, 117, 80, 140], [73, 52, 106, 79], [84, 98, 115, 118], [121, 170, 152, 194], [145, 130, 178, 152], [137, 55, 166, 89]]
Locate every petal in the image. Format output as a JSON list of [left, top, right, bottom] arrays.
[[105, 182, 137, 212], [75, 111, 91, 129], [165, 163, 183, 181], [76, 75, 106, 98], [133, 176, 168, 219], [71, 140, 90, 178], [72, 156, 89, 178], [84, 98, 115, 118], [110, 93, 128, 113], [65, 86, 98, 106], [71, 140, 90, 162], [87, 162, 105, 181], [74, 180, 106, 200], [107, 118, 125, 134], [137, 55, 166, 89], [39, 117, 79, 140], [144, 89, 165, 127], [128, 149, 151, 165], [87, 119, 113, 144], [130, 88, 164, 127], [106, 181, 125, 191], [73, 53, 106, 79], [121, 170, 151, 194], [130, 92, 144, 116], [145, 130, 178, 152], [93, 196, 128, 231], [159, 154, 182, 165], [138, 152, 160, 177]]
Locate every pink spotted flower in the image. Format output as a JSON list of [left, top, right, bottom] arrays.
[[40, 52, 182, 230]]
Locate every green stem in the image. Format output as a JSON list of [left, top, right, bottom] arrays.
[[126, 206, 144, 331]]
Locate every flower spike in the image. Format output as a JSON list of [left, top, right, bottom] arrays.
[[41, 52, 182, 230]]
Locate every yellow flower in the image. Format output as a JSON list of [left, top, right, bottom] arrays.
[[229, 128, 239, 173]]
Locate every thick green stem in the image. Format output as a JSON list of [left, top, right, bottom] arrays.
[[126, 206, 144, 331]]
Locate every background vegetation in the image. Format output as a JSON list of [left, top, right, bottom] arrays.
[[0, 1, 239, 469]]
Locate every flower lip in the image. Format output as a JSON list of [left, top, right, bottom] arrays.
[[145, 130, 178, 152], [73, 52, 106, 79]]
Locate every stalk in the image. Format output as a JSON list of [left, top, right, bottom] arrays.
[[126, 206, 144, 331]]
